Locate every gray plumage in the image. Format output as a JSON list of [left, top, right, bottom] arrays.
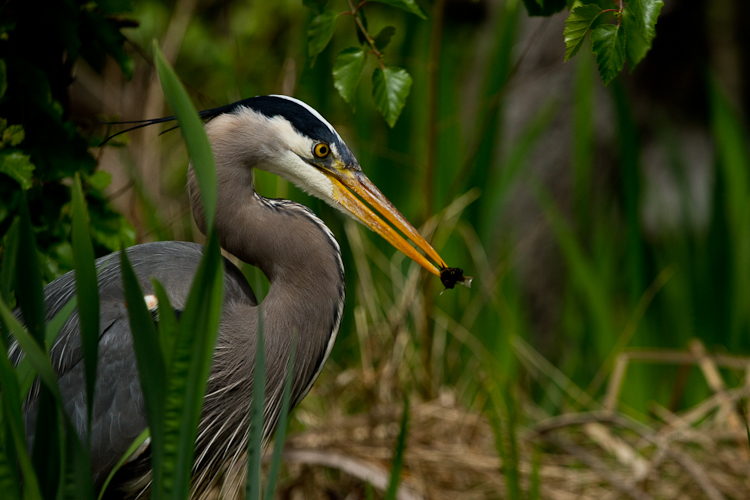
[[12, 95, 445, 499]]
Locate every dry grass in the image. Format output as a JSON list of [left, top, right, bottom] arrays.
[[277, 343, 750, 500]]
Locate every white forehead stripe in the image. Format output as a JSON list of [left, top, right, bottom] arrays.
[[269, 94, 342, 142]]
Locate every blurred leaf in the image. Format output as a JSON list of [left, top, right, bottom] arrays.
[[307, 11, 339, 59], [333, 48, 367, 104], [373, 26, 396, 51], [591, 24, 625, 85], [563, 4, 602, 62], [0, 152, 35, 190], [154, 42, 217, 229], [627, 0, 663, 43], [372, 66, 413, 128], [0, 219, 19, 308], [521, 0, 566, 16], [622, 7, 650, 68], [1, 123, 24, 147], [384, 398, 409, 500], [71, 173, 99, 434], [86, 170, 112, 191], [370, 0, 426, 19], [302, 0, 329, 15]]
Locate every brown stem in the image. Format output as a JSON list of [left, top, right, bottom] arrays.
[[346, 0, 384, 68]]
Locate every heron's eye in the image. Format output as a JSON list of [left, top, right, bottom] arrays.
[[313, 143, 330, 158]]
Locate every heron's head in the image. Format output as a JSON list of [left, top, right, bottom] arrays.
[[203, 95, 446, 277]]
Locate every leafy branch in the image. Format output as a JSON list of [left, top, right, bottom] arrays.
[[528, 0, 663, 85], [305, 0, 425, 127]]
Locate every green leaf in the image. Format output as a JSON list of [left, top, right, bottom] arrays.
[[333, 48, 367, 104], [622, 7, 650, 68], [627, 0, 663, 43], [1, 124, 24, 147], [153, 42, 218, 229], [564, 4, 603, 62], [307, 11, 338, 59], [372, 66, 413, 128], [71, 173, 99, 435], [302, 0, 329, 15], [86, 170, 112, 191], [590, 24, 625, 85], [521, 0, 566, 17], [370, 0, 426, 19], [373, 26, 396, 52], [15, 199, 44, 347], [97, 429, 150, 500], [119, 248, 166, 490], [162, 229, 223, 499], [0, 151, 35, 190]]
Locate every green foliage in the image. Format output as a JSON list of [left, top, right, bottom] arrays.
[[384, 398, 409, 500], [304, 0, 425, 127], [333, 48, 367, 104], [590, 24, 626, 85], [563, 5, 603, 62], [0, 0, 135, 280], [372, 67, 413, 128], [307, 11, 339, 59]]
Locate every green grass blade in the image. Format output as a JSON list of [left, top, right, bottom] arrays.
[[119, 248, 166, 494], [0, 336, 42, 500], [97, 429, 150, 500], [246, 303, 265, 500], [0, 218, 19, 309], [263, 334, 297, 500], [152, 280, 178, 372], [64, 422, 95, 500], [71, 173, 100, 436], [153, 42, 217, 229], [161, 229, 223, 500], [384, 397, 409, 500], [15, 198, 44, 348]]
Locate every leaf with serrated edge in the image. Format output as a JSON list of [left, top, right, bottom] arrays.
[[627, 0, 663, 43], [591, 24, 625, 85], [307, 11, 338, 58], [372, 67, 413, 128], [370, 0, 426, 19], [374, 26, 396, 51], [333, 48, 367, 104], [564, 4, 603, 62], [622, 7, 650, 68]]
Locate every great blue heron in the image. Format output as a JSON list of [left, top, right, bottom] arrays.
[[11, 95, 465, 498]]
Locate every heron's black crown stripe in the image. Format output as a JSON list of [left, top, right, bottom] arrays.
[[201, 96, 336, 146]]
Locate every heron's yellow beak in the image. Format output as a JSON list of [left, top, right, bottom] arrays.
[[322, 164, 446, 277]]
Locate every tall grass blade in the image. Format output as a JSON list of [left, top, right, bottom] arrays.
[[119, 248, 166, 494], [0, 334, 41, 500], [0, 219, 18, 309], [384, 397, 409, 500], [152, 280, 178, 371], [162, 229, 223, 499], [153, 42, 217, 229], [246, 304, 265, 500], [488, 385, 521, 500], [97, 429, 150, 500], [263, 334, 297, 500], [63, 423, 95, 500], [14, 199, 60, 499], [71, 173, 100, 436]]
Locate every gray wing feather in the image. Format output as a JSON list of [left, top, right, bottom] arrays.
[[14, 241, 256, 487]]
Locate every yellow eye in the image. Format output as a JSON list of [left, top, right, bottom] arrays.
[[314, 143, 330, 158]]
